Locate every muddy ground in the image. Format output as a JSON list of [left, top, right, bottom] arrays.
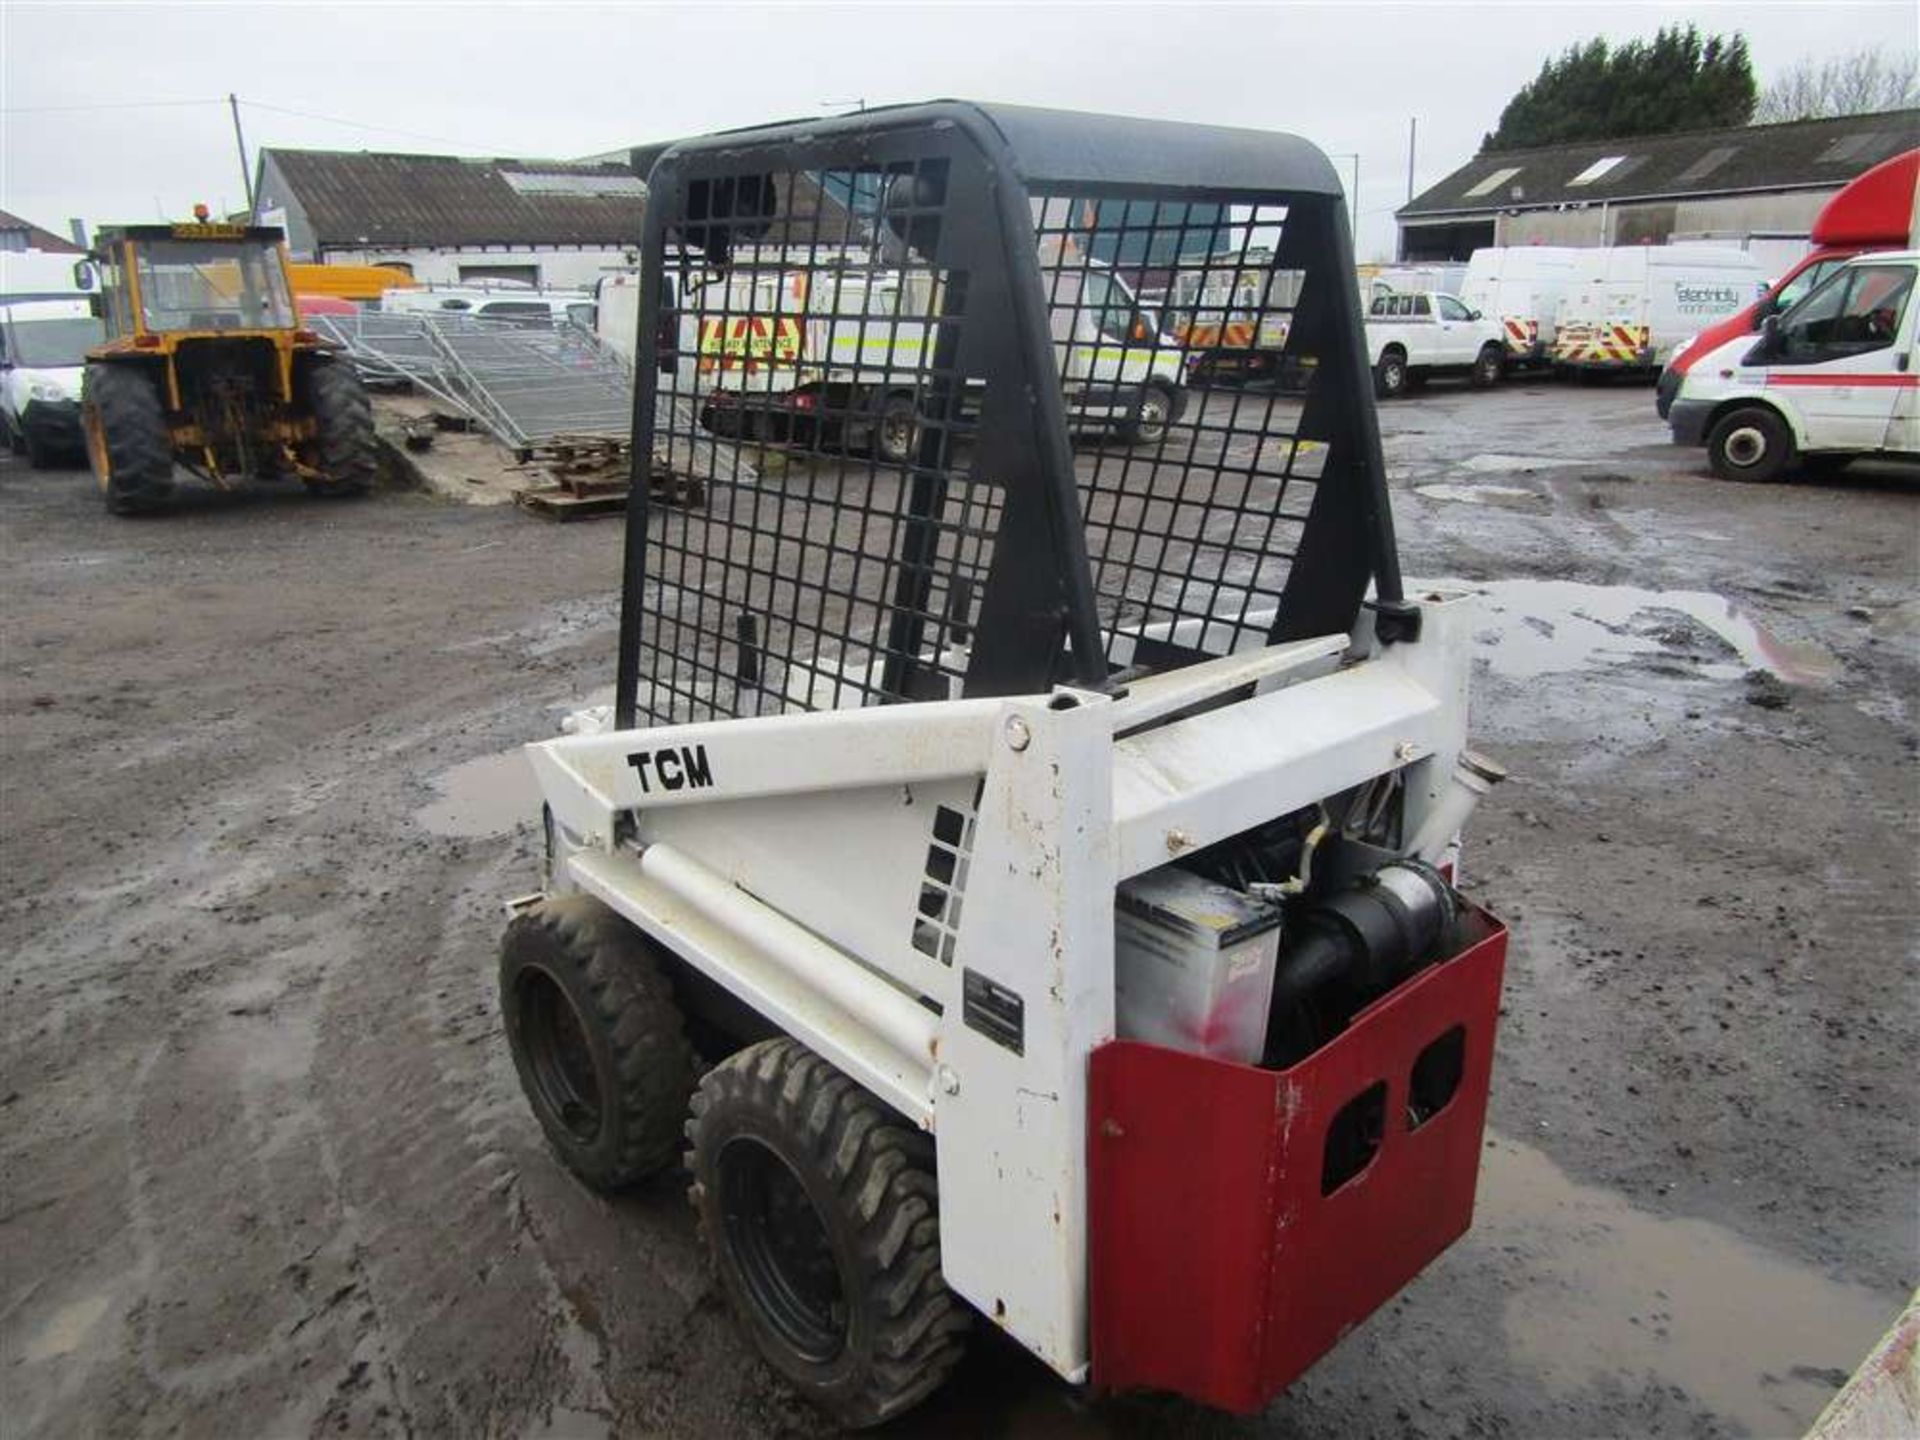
[[2, 381, 1915, 1439]]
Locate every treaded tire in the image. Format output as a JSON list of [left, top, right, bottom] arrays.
[[687, 1038, 970, 1428], [1707, 405, 1793, 483], [1470, 342, 1504, 389], [1374, 350, 1409, 399], [1118, 382, 1176, 445], [499, 895, 698, 1190], [83, 363, 175, 515], [874, 393, 919, 465], [303, 360, 376, 496]]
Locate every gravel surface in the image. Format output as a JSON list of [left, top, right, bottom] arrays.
[[3, 378, 1915, 1438]]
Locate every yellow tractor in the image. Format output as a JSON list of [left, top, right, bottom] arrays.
[[79, 217, 375, 514]]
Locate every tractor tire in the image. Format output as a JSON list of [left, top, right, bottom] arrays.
[[303, 360, 377, 496], [1374, 349, 1409, 399], [499, 896, 698, 1190], [1469, 343, 1505, 389], [874, 393, 919, 466], [83, 364, 175, 515], [1118, 382, 1176, 445], [1707, 406, 1793, 484], [687, 1038, 970, 1428], [24, 423, 58, 469]]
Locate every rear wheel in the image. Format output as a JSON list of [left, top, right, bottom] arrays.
[[687, 1038, 970, 1428], [1374, 349, 1409, 399], [499, 896, 698, 1189], [1470, 343, 1504, 389], [303, 361, 376, 496], [83, 363, 175, 515], [1707, 406, 1793, 484]]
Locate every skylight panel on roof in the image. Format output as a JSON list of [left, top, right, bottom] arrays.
[[501, 171, 646, 198], [1567, 155, 1627, 186], [1818, 132, 1888, 164], [1673, 146, 1739, 185], [1463, 165, 1522, 199]]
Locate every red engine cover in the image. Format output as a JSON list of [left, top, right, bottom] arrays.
[[1088, 909, 1507, 1413]]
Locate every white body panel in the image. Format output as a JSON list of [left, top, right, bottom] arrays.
[[1460, 246, 1583, 358], [1554, 244, 1768, 368], [0, 298, 96, 439], [526, 591, 1483, 1380]]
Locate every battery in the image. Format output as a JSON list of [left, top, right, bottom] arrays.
[[1114, 866, 1283, 1065]]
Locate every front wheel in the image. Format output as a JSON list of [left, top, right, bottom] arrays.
[[1707, 406, 1793, 483], [1119, 382, 1175, 445], [1470, 343, 1504, 389], [873, 393, 919, 466], [1374, 351, 1409, 399], [687, 1039, 970, 1428]]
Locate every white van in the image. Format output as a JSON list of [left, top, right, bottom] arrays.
[[382, 285, 596, 330], [1665, 249, 1917, 481], [1460, 246, 1583, 364], [1552, 245, 1767, 372], [0, 298, 102, 466]]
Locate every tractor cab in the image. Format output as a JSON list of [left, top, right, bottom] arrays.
[[79, 216, 373, 514]]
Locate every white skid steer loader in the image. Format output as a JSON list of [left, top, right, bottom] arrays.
[[499, 101, 1510, 1426]]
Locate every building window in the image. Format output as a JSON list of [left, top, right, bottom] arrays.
[[1568, 155, 1628, 186], [1462, 166, 1522, 199]]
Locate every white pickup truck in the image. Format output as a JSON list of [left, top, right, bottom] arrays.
[[1364, 290, 1508, 398]]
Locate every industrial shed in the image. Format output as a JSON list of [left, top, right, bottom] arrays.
[[1397, 109, 1918, 266], [252, 149, 649, 290]]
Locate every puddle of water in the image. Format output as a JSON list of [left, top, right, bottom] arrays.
[[1459, 453, 1595, 474], [21, 1293, 113, 1362], [1481, 1135, 1901, 1436], [1415, 482, 1536, 505], [415, 749, 539, 838], [1455, 578, 1838, 685]]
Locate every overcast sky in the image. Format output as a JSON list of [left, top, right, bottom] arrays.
[[3, 1, 1915, 260]]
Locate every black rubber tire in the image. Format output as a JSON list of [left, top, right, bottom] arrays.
[[303, 360, 377, 496], [499, 895, 698, 1190], [1374, 349, 1409, 399], [874, 393, 919, 465], [24, 421, 57, 468], [83, 363, 175, 515], [1707, 405, 1794, 484], [1470, 343, 1504, 389], [687, 1038, 970, 1428], [1118, 382, 1176, 445]]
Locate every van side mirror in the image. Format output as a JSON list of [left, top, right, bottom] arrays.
[[1759, 313, 1782, 357], [72, 259, 97, 292]]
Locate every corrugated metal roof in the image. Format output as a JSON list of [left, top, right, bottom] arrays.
[[1401, 110, 1919, 219], [262, 149, 646, 248]]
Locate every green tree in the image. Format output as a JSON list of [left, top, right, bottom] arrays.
[[1483, 25, 1756, 151]]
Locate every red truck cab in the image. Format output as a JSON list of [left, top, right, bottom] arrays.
[[1658, 148, 1919, 417]]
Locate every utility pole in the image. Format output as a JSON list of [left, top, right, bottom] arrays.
[[229, 93, 256, 218], [1406, 117, 1417, 202]]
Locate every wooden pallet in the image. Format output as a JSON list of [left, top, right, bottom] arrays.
[[513, 444, 706, 522]]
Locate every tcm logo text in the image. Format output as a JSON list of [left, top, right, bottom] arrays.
[[627, 744, 715, 794]]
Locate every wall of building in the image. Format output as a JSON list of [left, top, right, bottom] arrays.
[[318, 244, 636, 291], [1402, 186, 1843, 260]]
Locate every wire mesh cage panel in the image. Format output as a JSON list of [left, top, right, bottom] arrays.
[[618, 103, 1402, 729]]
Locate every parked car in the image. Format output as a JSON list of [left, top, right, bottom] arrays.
[[381, 285, 595, 330], [0, 297, 101, 466], [1664, 249, 1917, 481], [1364, 290, 1506, 397]]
